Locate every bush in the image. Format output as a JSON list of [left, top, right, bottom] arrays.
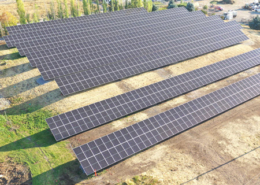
[[203, 5, 208, 10], [249, 16, 260, 30], [167, 0, 177, 9], [223, 0, 234, 4], [201, 9, 207, 15], [186, 2, 195, 12], [152, 4, 158, 11]]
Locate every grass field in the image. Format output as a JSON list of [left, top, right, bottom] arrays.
[[0, 107, 80, 184]]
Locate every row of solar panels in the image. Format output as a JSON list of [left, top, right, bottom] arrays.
[[5, 7, 258, 176], [51, 48, 260, 175], [5, 8, 247, 97]]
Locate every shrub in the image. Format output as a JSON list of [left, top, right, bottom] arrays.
[[201, 9, 207, 15], [152, 4, 158, 11], [186, 2, 195, 12], [249, 16, 260, 30], [167, 0, 177, 9], [203, 5, 208, 10]]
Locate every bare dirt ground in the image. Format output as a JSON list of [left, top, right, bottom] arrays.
[[0, 161, 32, 185], [1, 26, 260, 184]]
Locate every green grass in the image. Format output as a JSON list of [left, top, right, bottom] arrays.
[[0, 107, 83, 184]]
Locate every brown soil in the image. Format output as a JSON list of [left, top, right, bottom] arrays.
[[1, 26, 260, 184], [0, 161, 32, 185]]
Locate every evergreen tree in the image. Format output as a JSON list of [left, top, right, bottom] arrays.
[[125, 0, 128, 9], [167, 0, 177, 9], [114, 0, 118, 11], [16, 0, 26, 24], [64, 0, 69, 18], [152, 4, 157, 11], [186, 2, 195, 12], [249, 16, 260, 30], [102, 0, 107, 13], [109, 0, 115, 12]]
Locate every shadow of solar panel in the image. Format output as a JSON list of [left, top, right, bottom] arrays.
[[5, 7, 187, 48], [6, 8, 147, 34], [55, 22, 248, 95], [46, 48, 260, 141], [73, 73, 260, 175], [17, 7, 191, 57]]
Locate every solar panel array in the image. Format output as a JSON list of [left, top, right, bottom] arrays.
[[56, 22, 247, 96], [17, 7, 190, 57], [5, 7, 185, 48], [73, 72, 260, 175], [5, 6, 258, 177], [38, 16, 226, 80], [25, 11, 205, 66], [6, 8, 147, 35], [46, 48, 260, 141]]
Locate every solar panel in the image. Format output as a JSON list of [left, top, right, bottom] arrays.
[[73, 72, 260, 175], [25, 11, 205, 65], [31, 14, 219, 72], [5, 8, 149, 48], [38, 18, 236, 80], [17, 8, 192, 57], [6, 8, 147, 34], [5, 7, 187, 48], [55, 22, 248, 96], [46, 48, 260, 141]]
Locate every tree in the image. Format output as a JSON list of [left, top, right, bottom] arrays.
[[249, 16, 260, 30], [203, 5, 207, 10], [143, 0, 147, 9], [137, 0, 143, 7], [33, 4, 39, 22], [77, 2, 81, 16], [57, 0, 64, 18], [167, 0, 177, 9], [102, 0, 107, 13], [95, 0, 100, 13], [47, 0, 56, 20], [114, 0, 119, 11], [83, 0, 91, 15], [147, 0, 152, 12], [26, 13, 31, 23], [64, 0, 70, 18], [16, 0, 26, 24], [0, 11, 18, 36], [125, 0, 128, 9], [186, 2, 194, 12], [70, 0, 80, 17], [152, 4, 158, 11], [109, 0, 115, 11]]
